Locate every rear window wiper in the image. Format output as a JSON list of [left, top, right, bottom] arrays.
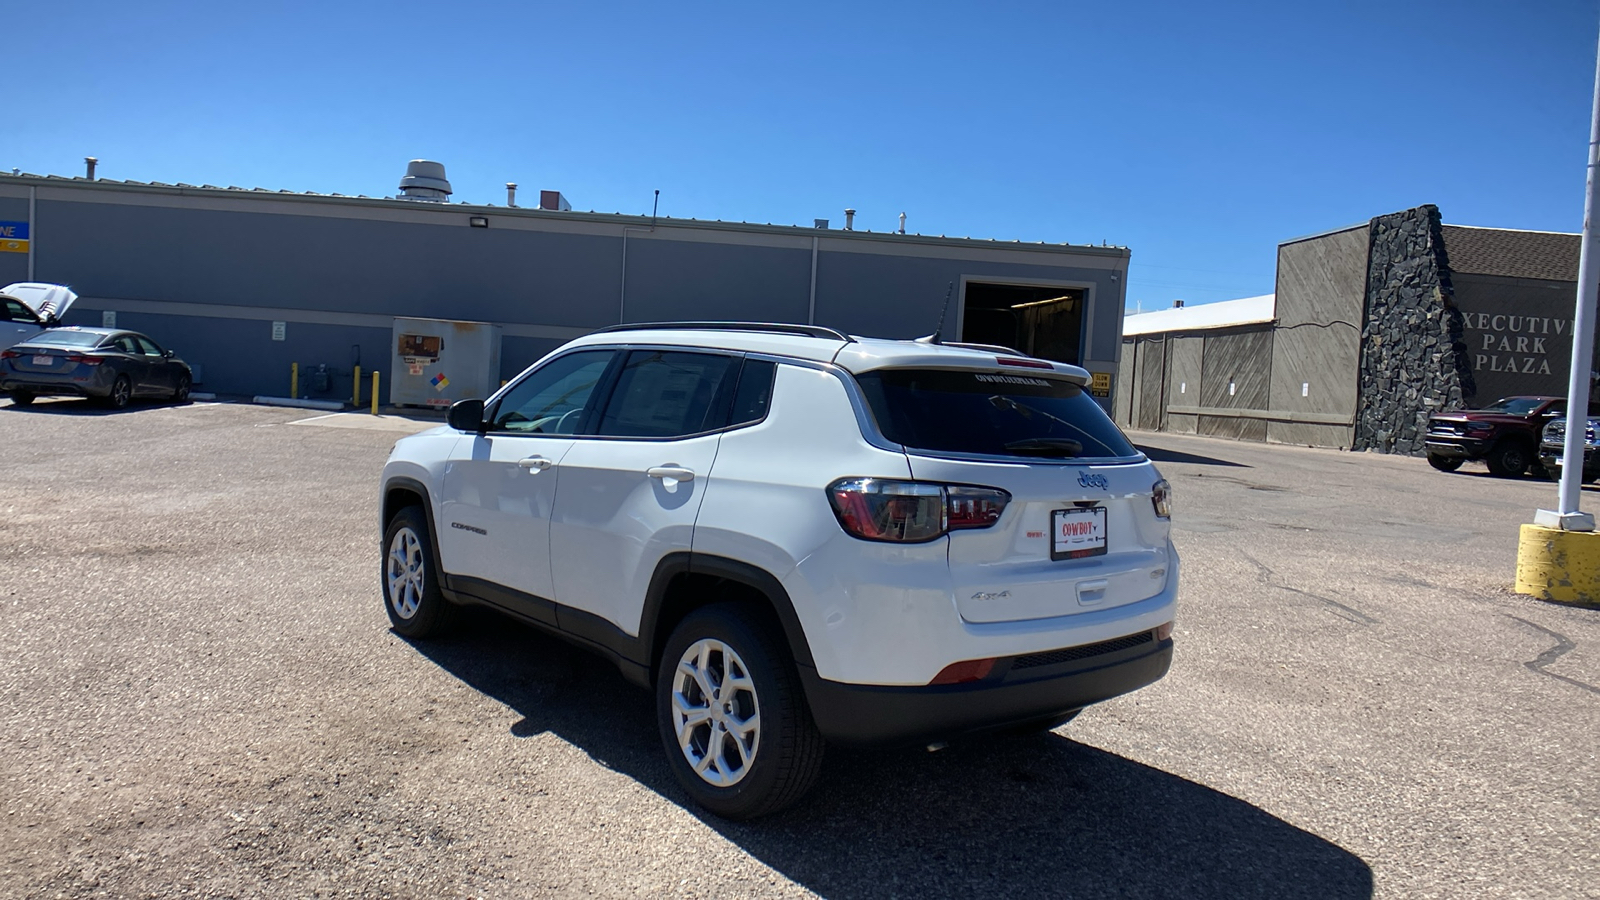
[[1003, 437, 1084, 457]]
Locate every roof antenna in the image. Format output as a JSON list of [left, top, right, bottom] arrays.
[[651, 189, 660, 225], [915, 281, 955, 345]]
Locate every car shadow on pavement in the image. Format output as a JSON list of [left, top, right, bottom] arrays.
[[1135, 445, 1250, 468], [410, 609, 1373, 900], [2, 397, 183, 415]]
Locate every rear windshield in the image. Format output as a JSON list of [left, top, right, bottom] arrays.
[[855, 368, 1138, 459], [26, 331, 104, 348]]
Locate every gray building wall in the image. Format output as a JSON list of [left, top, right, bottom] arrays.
[[1265, 225, 1367, 448], [1197, 328, 1273, 441], [1164, 335, 1202, 435], [0, 177, 1128, 402]]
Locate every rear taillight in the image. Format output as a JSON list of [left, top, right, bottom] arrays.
[[64, 354, 102, 366], [0, 349, 19, 360], [1152, 479, 1172, 518], [827, 478, 1010, 543], [946, 485, 1010, 529]]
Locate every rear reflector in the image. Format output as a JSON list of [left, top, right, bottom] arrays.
[[995, 356, 1055, 370], [929, 657, 997, 685], [1155, 622, 1174, 641]]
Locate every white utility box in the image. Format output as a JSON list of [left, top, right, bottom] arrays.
[[389, 317, 502, 408]]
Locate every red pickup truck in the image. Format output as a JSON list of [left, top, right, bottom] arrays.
[[1423, 396, 1567, 477]]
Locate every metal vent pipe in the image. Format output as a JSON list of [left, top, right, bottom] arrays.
[[844, 208, 855, 231], [85, 157, 98, 180], [506, 183, 518, 207]]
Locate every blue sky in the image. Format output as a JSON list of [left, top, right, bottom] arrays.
[[7, 1, 1597, 311]]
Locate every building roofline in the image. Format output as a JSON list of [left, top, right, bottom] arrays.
[[1442, 222, 1580, 237], [0, 172, 1130, 259], [1277, 221, 1368, 248]]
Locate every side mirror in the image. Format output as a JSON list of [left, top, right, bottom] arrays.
[[447, 398, 486, 433], [163, 349, 175, 358]]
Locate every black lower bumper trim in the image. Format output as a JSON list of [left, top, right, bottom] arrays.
[[800, 638, 1173, 748]]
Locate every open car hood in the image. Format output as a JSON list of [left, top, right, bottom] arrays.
[[0, 282, 78, 321]]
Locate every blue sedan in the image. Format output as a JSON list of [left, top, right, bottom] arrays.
[[1, 327, 192, 409]]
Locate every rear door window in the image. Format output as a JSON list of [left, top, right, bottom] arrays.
[[856, 368, 1138, 459], [594, 350, 741, 439], [3, 298, 40, 324]]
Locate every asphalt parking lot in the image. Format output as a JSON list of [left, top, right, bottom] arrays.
[[1, 398, 1596, 899]]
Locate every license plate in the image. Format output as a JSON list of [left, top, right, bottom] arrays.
[[32, 355, 51, 366], [1052, 507, 1107, 560]]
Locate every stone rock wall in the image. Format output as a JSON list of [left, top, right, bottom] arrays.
[[1354, 205, 1473, 454]]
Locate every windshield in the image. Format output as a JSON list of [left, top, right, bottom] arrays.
[[26, 331, 105, 348], [1478, 397, 1547, 416], [855, 368, 1138, 459]]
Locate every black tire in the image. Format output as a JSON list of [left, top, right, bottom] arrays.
[[172, 374, 192, 404], [381, 506, 456, 638], [1426, 454, 1462, 473], [656, 603, 824, 820], [8, 391, 34, 406], [105, 375, 132, 410], [1486, 441, 1531, 478]]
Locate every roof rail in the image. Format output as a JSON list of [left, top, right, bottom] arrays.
[[593, 321, 852, 342]]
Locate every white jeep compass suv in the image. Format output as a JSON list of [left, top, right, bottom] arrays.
[[379, 322, 1176, 819]]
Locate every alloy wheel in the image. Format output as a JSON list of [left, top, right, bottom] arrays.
[[385, 527, 425, 619], [671, 638, 761, 787]]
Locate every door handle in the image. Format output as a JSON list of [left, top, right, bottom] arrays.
[[646, 466, 695, 482], [517, 456, 554, 471]]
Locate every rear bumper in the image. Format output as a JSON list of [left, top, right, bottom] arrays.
[[800, 634, 1173, 748], [1, 370, 114, 397]]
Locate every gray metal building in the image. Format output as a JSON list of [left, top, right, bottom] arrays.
[[1115, 204, 1583, 455], [0, 164, 1130, 406]]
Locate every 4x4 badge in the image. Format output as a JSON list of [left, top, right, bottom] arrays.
[[1078, 472, 1109, 490]]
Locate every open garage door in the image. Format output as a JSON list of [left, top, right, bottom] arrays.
[[960, 282, 1084, 364]]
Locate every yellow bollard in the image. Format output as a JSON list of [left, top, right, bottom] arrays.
[[290, 362, 298, 398], [352, 365, 362, 406], [371, 370, 380, 415], [1515, 524, 1600, 605]]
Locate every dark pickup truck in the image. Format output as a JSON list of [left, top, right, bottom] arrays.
[[1423, 395, 1568, 477]]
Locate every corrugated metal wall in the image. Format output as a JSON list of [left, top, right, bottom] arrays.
[[1165, 335, 1203, 434], [1114, 226, 1367, 448], [1198, 329, 1273, 440]]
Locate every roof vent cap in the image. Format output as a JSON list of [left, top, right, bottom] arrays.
[[397, 160, 452, 202]]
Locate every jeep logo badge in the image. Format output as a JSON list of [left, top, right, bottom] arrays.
[[1078, 471, 1109, 490]]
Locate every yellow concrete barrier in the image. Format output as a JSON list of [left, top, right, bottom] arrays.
[[371, 371, 380, 415], [290, 362, 299, 399], [353, 365, 361, 406], [1516, 524, 1600, 605]]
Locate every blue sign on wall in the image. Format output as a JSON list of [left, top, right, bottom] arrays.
[[0, 221, 27, 254]]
